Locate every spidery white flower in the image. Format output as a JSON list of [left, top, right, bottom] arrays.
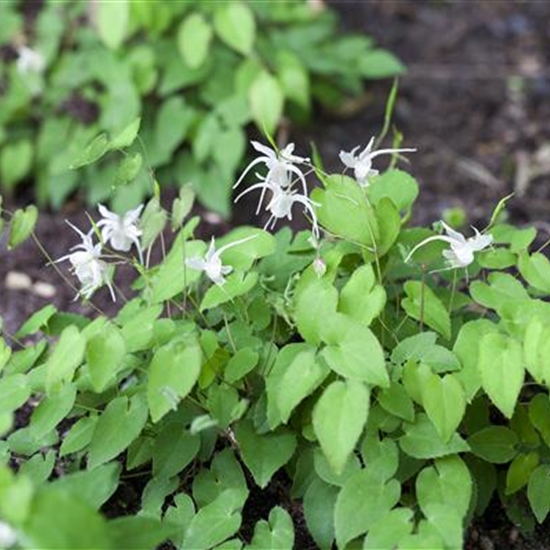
[[16, 46, 45, 74], [97, 203, 143, 263], [234, 141, 309, 214], [405, 221, 493, 269], [186, 235, 258, 286], [55, 222, 115, 301], [235, 176, 320, 239], [339, 137, 416, 187]]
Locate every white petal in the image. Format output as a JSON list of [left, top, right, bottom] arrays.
[[440, 221, 466, 243]]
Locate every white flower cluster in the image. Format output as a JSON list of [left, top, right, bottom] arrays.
[[56, 204, 143, 301]]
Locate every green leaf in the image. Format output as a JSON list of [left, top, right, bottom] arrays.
[[70, 133, 109, 169], [528, 464, 550, 523], [364, 507, 414, 550], [0, 374, 31, 415], [312, 380, 370, 475], [529, 394, 550, 447], [0, 139, 33, 190], [8, 205, 38, 250], [422, 373, 466, 442], [338, 264, 386, 326], [359, 49, 405, 78], [467, 426, 518, 463], [23, 487, 110, 550], [29, 384, 76, 440], [183, 489, 243, 549], [248, 71, 284, 136], [506, 452, 539, 495], [140, 197, 168, 249], [112, 153, 142, 188], [518, 251, 550, 294], [200, 272, 258, 311], [294, 276, 339, 346], [303, 479, 338, 550], [378, 382, 415, 422], [276, 348, 329, 423], [15, 304, 56, 339], [321, 314, 389, 387], [85, 322, 126, 392], [216, 228, 276, 271], [51, 462, 120, 509], [60, 415, 98, 457], [45, 325, 85, 393], [311, 174, 379, 249], [276, 50, 310, 110], [478, 332, 524, 419], [178, 13, 213, 69], [95, 0, 129, 50], [402, 281, 451, 340], [453, 319, 496, 401], [523, 317, 550, 385], [88, 393, 148, 469], [235, 420, 296, 489], [171, 184, 195, 231], [108, 516, 178, 550], [400, 413, 469, 459], [213, 2, 256, 55], [416, 456, 471, 519], [248, 507, 294, 550], [369, 169, 419, 213], [224, 348, 259, 384], [334, 468, 401, 549], [109, 117, 141, 150], [147, 336, 202, 423], [153, 423, 200, 479]]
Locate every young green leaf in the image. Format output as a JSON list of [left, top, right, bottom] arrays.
[[95, 0, 129, 50], [422, 373, 466, 442], [45, 325, 85, 392], [467, 426, 518, 463], [402, 281, 451, 340], [478, 332, 524, 419], [248, 506, 294, 550], [147, 336, 202, 423], [248, 71, 284, 136], [312, 380, 370, 475], [303, 479, 338, 550], [334, 468, 401, 549], [88, 393, 148, 469], [8, 205, 38, 250], [235, 421, 296, 489], [178, 13, 213, 69], [528, 464, 550, 523], [213, 2, 256, 55]]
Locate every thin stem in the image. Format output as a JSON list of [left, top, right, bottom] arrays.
[[448, 269, 458, 313], [420, 264, 426, 332]]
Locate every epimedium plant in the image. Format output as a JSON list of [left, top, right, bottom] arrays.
[[2, 135, 550, 550], [0, 0, 403, 216]]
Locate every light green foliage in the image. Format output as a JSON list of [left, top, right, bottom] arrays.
[[0, 1, 401, 214], [4, 140, 550, 550]]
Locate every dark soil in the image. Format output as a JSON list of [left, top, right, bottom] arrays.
[[3, 1, 550, 548]]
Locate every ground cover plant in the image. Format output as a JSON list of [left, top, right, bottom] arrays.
[[0, 0, 402, 216], [2, 119, 550, 549]]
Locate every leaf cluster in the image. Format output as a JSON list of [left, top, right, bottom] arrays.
[[0, 1, 403, 215]]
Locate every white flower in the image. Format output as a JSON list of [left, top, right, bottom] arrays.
[[185, 235, 257, 286], [56, 222, 115, 301], [97, 204, 143, 263], [0, 521, 17, 548], [405, 221, 493, 269], [234, 141, 309, 214], [16, 46, 45, 74], [339, 137, 416, 187], [234, 176, 320, 239]]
